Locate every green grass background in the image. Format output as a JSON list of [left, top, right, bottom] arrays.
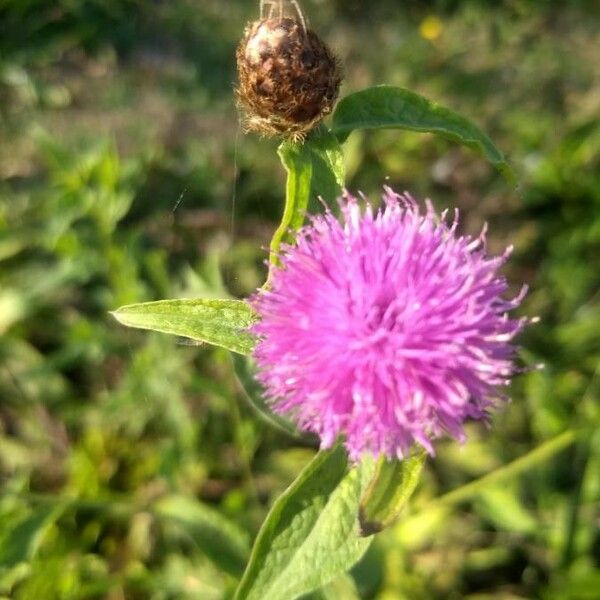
[[1, 0, 599, 598]]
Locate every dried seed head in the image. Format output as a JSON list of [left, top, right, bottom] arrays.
[[235, 17, 342, 140]]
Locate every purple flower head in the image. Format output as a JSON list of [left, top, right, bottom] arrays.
[[252, 189, 529, 461]]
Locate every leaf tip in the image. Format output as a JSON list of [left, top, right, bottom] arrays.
[[109, 307, 126, 321]]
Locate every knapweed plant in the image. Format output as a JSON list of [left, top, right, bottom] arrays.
[[112, 2, 532, 598]]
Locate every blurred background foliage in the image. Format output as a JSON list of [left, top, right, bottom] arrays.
[[0, 0, 599, 598]]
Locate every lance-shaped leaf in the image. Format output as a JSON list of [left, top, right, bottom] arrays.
[[304, 126, 346, 205], [359, 451, 427, 536], [235, 446, 374, 600], [309, 573, 361, 600], [111, 298, 258, 355], [332, 85, 514, 183], [270, 141, 312, 266], [270, 128, 345, 269]]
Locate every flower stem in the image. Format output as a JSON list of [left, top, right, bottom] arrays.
[[266, 141, 312, 284], [424, 429, 576, 511]]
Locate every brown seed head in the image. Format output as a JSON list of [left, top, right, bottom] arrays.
[[235, 17, 342, 141]]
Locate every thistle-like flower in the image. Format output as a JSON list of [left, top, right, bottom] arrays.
[[252, 189, 530, 460]]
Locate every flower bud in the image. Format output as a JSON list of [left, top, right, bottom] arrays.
[[235, 16, 342, 140]]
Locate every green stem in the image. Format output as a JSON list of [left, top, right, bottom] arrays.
[[266, 141, 312, 284], [560, 437, 590, 567], [559, 365, 599, 566], [423, 429, 576, 511], [267, 183, 299, 267]]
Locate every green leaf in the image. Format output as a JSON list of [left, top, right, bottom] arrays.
[[0, 504, 65, 569], [231, 353, 307, 440], [235, 446, 374, 600], [332, 85, 514, 183], [269, 128, 345, 270], [358, 451, 426, 536], [111, 298, 258, 355], [278, 142, 311, 226], [307, 573, 361, 600], [153, 494, 250, 577], [305, 127, 346, 205]]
